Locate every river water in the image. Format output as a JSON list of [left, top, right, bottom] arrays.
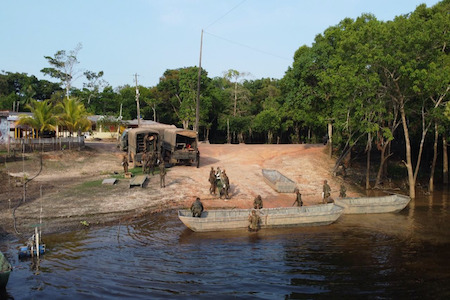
[[1, 191, 450, 299]]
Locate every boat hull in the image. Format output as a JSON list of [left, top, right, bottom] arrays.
[[0, 252, 12, 290], [178, 204, 343, 232], [262, 169, 297, 193], [334, 194, 411, 214]]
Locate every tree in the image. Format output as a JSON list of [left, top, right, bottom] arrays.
[[56, 97, 91, 136], [16, 99, 58, 136], [41, 43, 83, 98], [253, 108, 281, 143]]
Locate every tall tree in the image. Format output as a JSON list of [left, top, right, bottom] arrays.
[[41, 43, 83, 98]]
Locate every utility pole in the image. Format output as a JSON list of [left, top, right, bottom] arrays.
[[195, 29, 203, 133], [135, 73, 141, 128]]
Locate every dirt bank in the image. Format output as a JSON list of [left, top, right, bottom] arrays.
[[0, 141, 361, 237]]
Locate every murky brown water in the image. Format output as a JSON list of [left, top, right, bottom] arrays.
[[1, 190, 450, 299]]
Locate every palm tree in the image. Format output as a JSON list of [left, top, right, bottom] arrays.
[[16, 99, 58, 137], [56, 97, 91, 136]]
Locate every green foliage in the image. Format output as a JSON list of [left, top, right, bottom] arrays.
[[56, 97, 91, 135], [16, 99, 58, 134]]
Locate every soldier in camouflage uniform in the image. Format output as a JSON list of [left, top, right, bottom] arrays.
[[222, 170, 230, 199], [339, 184, 347, 198], [248, 210, 260, 232], [253, 195, 263, 209], [292, 188, 303, 207], [141, 150, 148, 174], [159, 161, 166, 188], [209, 167, 216, 195], [190, 197, 204, 217], [122, 154, 129, 174], [322, 180, 331, 204]]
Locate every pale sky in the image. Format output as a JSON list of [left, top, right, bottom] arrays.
[[0, 0, 441, 89]]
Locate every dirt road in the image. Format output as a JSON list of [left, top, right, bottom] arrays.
[[0, 141, 359, 236]]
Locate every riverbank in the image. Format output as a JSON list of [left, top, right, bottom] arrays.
[[0, 141, 361, 238]]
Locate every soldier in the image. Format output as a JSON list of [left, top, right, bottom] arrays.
[[292, 188, 303, 207], [323, 180, 331, 204], [222, 170, 230, 199], [339, 184, 347, 198], [190, 197, 204, 217], [141, 150, 148, 174], [253, 195, 263, 209], [209, 167, 216, 195], [159, 161, 166, 188], [215, 167, 222, 197], [121, 154, 129, 174], [248, 209, 260, 232], [148, 151, 156, 175]]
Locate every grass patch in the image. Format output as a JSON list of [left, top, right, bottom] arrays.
[[79, 179, 104, 189]]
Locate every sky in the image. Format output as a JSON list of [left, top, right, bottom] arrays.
[[0, 0, 442, 89]]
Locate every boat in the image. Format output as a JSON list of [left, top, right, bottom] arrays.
[[334, 194, 411, 214], [178, 203, 344, 232], [0, 251, 12, 290], [262, 169, 297, 193]]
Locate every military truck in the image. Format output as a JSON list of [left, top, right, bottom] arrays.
[[162, 128, 200, 168], [127, 128, 160, 168], [119, 129, 129, 151]]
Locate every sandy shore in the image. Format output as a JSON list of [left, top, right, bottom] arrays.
[[0, 141, 360, 237]]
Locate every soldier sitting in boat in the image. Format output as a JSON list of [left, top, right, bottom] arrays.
[[292, 188, 303, 207], [190, 197, 204, 217], [248, 209, 261, 232], [253, 195, 263, 209]]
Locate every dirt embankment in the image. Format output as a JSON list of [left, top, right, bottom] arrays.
[[0, 141, 360, 237]]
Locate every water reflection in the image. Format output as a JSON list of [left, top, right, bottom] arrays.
[[1, 190, 450, 298]]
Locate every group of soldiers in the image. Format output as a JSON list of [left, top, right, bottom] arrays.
[[120, 133, 167, 188], [208, 167, 230, 199], [322, 180, 347, 203]]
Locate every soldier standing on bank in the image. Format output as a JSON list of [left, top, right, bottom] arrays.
[[159, 161, 166, 188], [148, 151, 155, 175], [141, 150, 148, 174], [122, 154, 129, 174], [222, 170, 230, 199], [323, 180, 331, 204], [292, 188, 303, 207], [253, 195, 263, 209], [190, 197, 204, 217], [339, 184, 347, 198], [209, 167, 216, 195]]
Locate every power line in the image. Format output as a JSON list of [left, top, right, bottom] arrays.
[[204, 30, 291, 61], [205, 0, 248, 30]]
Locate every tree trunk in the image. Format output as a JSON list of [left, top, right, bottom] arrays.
[[227, 119, 231, 144], [399, 101, 415, 199], [366, 132, 372, 190], [443, 134, 448, 185], [268, 130, 273, 144], [328, 122, 332, 158], [429, 123, 439, 192], [374, 140, 392, 188]]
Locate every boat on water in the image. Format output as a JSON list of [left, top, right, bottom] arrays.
[[262, 169, 297, 193], [334, 194, 411, 214], [178, 203, 343, 232], [0, 252, 12, 290]]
